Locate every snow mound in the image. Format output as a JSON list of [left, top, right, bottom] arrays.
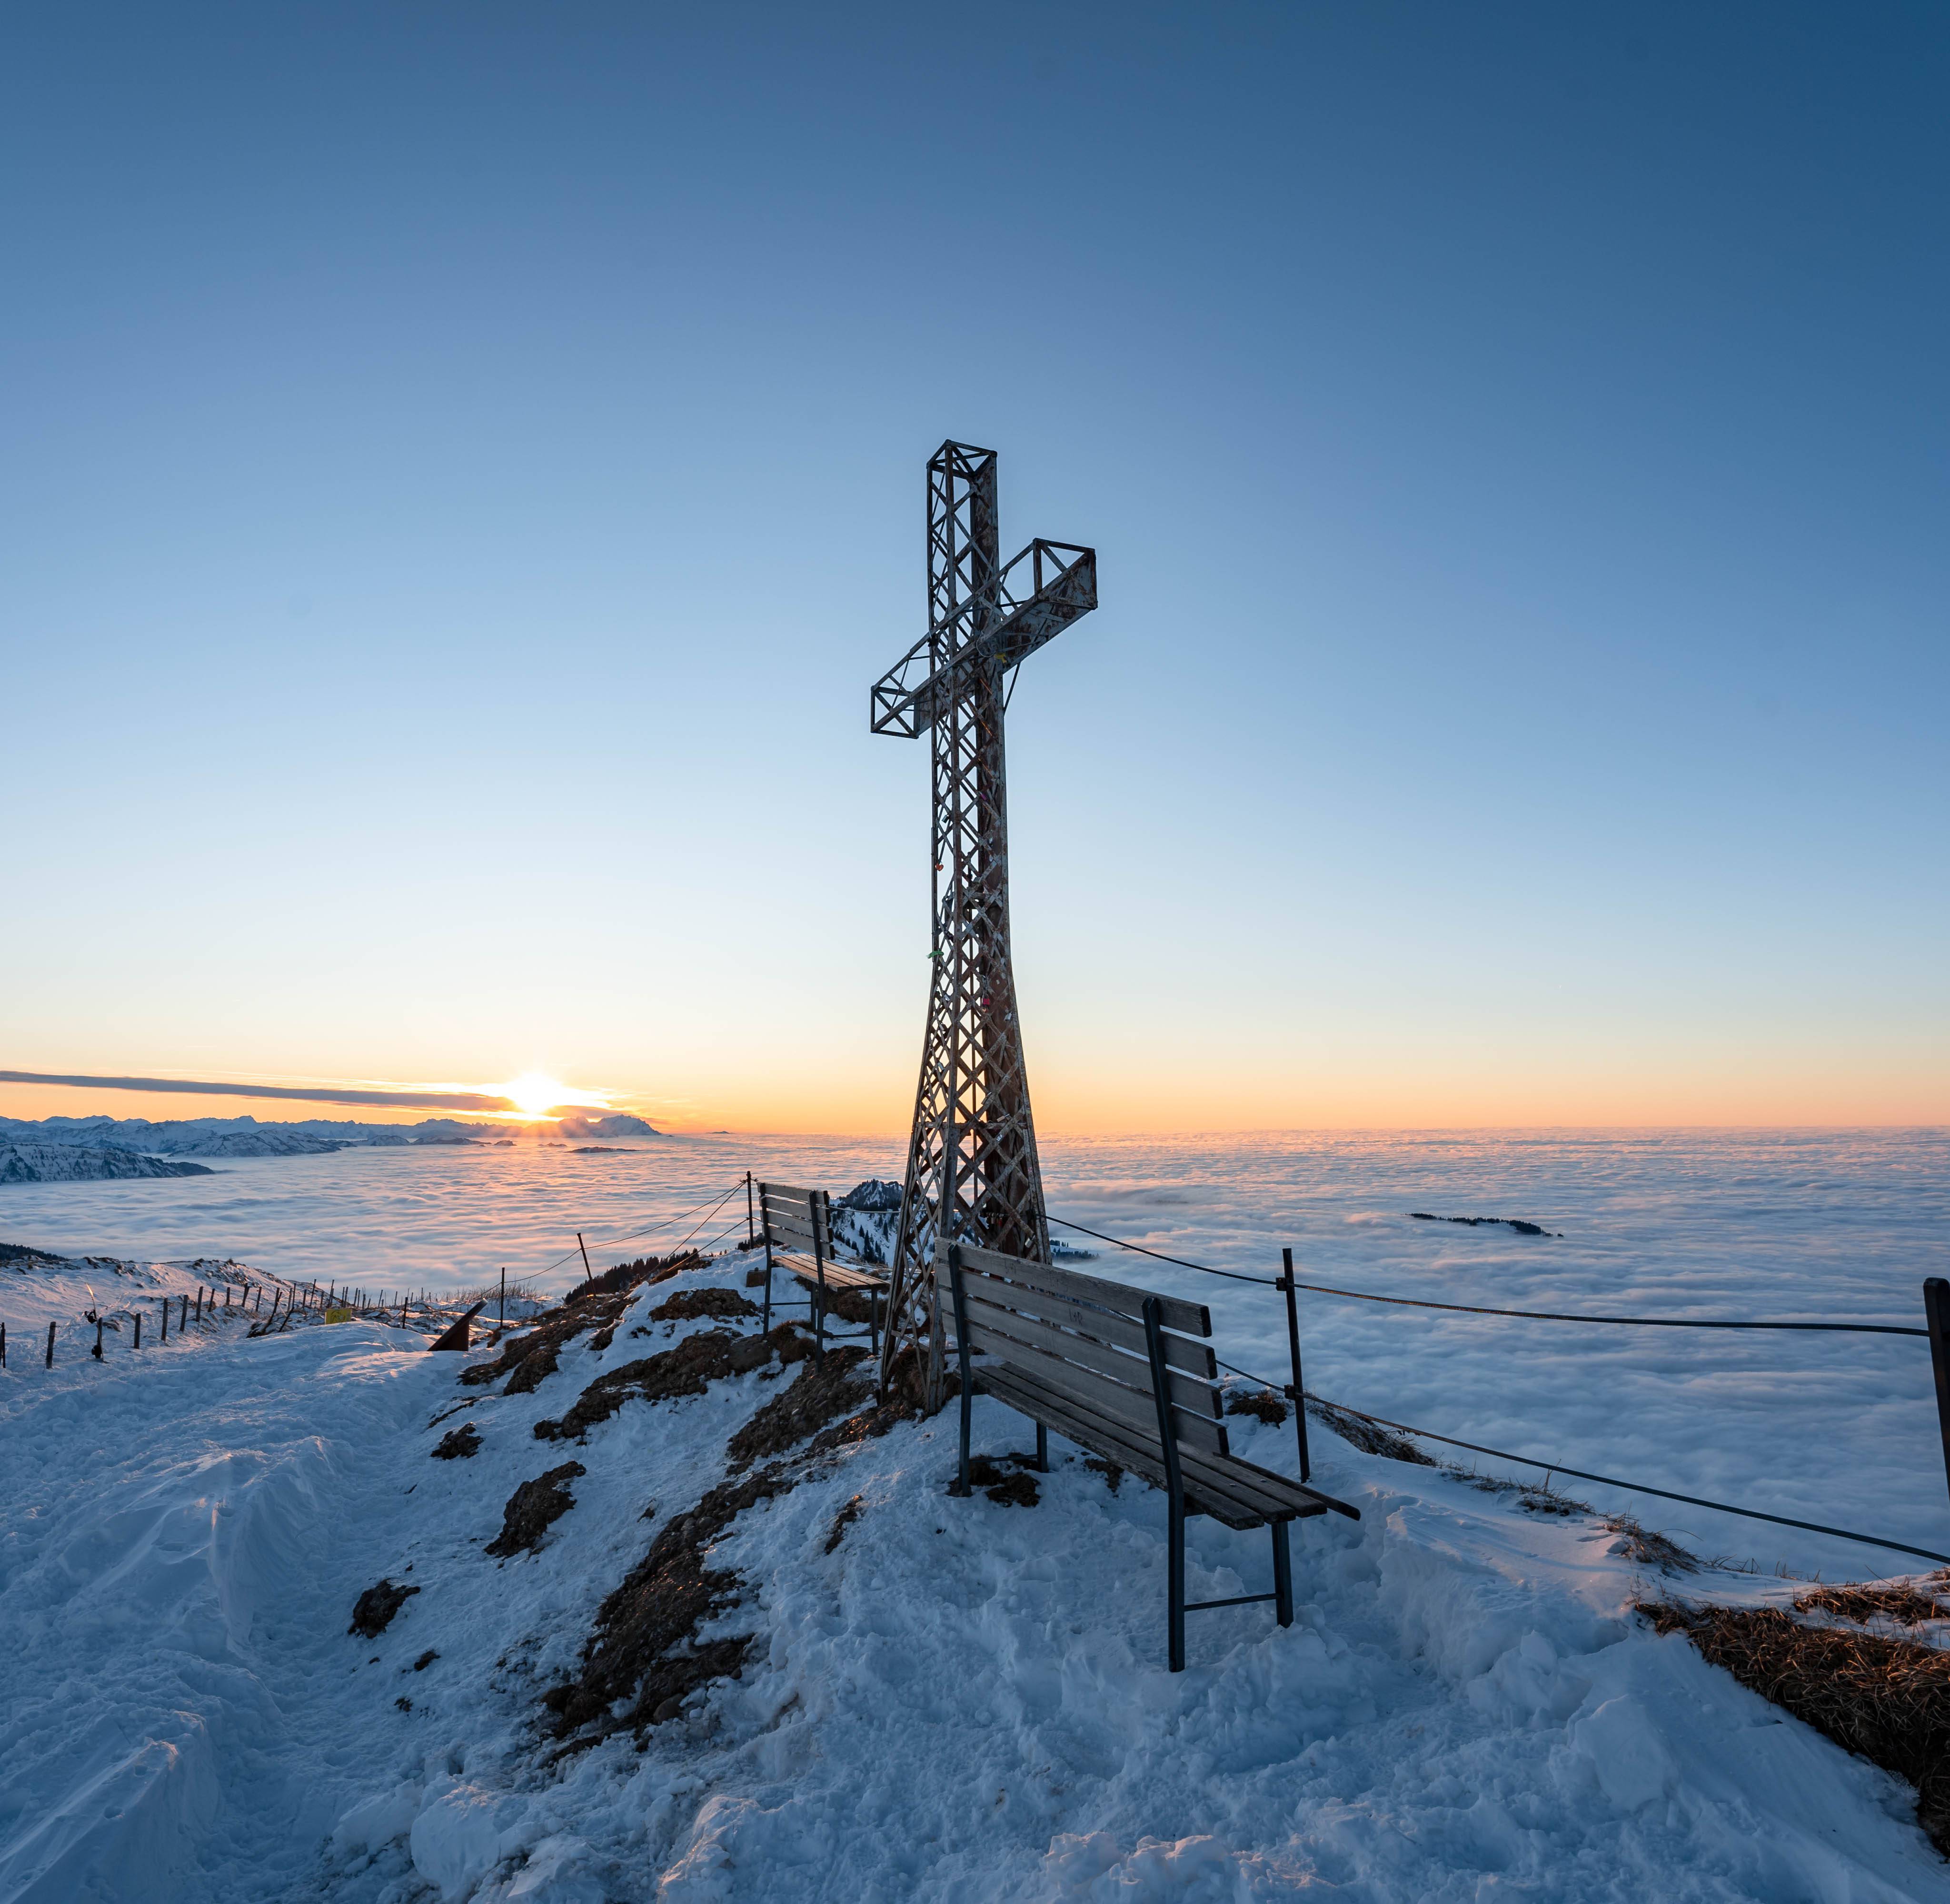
[[0, 1247, 1943, 1901]]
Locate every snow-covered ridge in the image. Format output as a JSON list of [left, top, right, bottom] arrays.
[[0, 1111, 662, 1155], [1, 1244, 1942, 1901], [0, 1142, 214, 1183]]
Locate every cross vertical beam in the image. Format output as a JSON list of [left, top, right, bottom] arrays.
[[872, 442, 1096, 1403]]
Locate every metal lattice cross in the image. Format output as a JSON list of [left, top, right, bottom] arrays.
[[869, 441, 1097, 1401]]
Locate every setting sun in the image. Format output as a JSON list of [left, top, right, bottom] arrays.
[[497, 1071, 604, 1119]]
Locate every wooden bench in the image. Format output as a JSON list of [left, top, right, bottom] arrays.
[[757, 1180, 890, 1357], [939, 1240, 1359, 1672]]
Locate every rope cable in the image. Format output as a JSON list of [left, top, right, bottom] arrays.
[[1206, 1353, 1950, 1567], [1049, 1215, 1926, 1335]]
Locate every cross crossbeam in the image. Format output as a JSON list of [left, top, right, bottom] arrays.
[[870, 441, 1098, 1403], [870, 539, 1097, 737]]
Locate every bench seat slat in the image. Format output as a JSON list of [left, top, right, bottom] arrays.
[[936, 1263, 1215, 1379], [775, 1250, 885, 1292], [952, 1240, 1210, 1337], [977, 1362, 1341, 1528], [975, 1366, 1285, 1529], [956, 1323, 1230, 1456], [952, 1289, 1221, 1423]]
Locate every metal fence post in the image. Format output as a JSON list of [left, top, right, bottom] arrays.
[[1925, 1278, 1950, 1510], [45, 1321, 55, 1368], [1281, 1248, 1312, 1482]]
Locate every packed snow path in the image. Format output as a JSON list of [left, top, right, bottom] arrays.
[[1, 1254, 1943, 1902]]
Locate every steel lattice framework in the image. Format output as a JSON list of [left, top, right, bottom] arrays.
[[871, 442, 1097, 1401]]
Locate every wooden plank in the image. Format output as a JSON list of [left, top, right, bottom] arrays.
[[955, 1288, 1220, 1421], [813, 1262, 887, 1290], [946, 1241, 1210, 1337], [962, 1328, 1229, 1456], [976, 1368, 1268, 1529], [938, 1262, 1214, 1378], [989, 1373, 1318, 1531], [1219, 1451, 1361, 1523], [975, 1358, 1312, 1525], [765, 1209, 829, 1250], [782, 1257, 885, 1292]]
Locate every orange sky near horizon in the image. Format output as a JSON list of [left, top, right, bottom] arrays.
[[1, 1053, 1943, 1138]]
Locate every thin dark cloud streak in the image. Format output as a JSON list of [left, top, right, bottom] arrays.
[[0, 1071, 515, 1114]]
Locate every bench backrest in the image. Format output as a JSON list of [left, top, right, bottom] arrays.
[[759, 1181, 831, 1260], [936, 1240, 1229, 1457]]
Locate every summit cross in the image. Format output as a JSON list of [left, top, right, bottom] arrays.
[[869, 440, 1098, 1401]]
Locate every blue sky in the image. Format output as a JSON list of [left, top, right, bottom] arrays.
[[2, 2, 1944, 1130]]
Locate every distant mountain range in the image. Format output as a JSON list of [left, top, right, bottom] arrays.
[[0, 1112, 663, 1183], [0, 1143, 214, 1183], [0, 1112, 660, 1150]]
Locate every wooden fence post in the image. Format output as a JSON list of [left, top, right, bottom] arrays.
[[133, 1312, 141, 1350], [1, 1321, 6, 1367], [160, 1297, 169, 1342], [1925, 1278, 1950, 1511], [94, 1318, 104, 1360], [1281, 1248, 1312, 1483], [45, 1321, 55, 1368]]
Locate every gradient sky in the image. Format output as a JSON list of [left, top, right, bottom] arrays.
[[3, 2, 1945, 1133]]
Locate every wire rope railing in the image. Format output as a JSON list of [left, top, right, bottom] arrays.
[[1048, 1210, 1950, 1572]]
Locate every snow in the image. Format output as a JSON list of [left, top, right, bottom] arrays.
[[4, 1128, 1943, 1578], [2, 1239, 1946, 1901]]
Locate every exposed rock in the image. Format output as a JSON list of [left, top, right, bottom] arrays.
[[962, 1453, 1040, 1507], [431, 1423, 481, 1459], [543, 1461, 799, 1741], [649, 1287, 758, 1323], [349, 1579, 420, 1637], [486, 1462, 587, 1557], [825, 1494, 866, 1553], [726, 1347, 873, 1469], [533, 1327, 806, 1443]]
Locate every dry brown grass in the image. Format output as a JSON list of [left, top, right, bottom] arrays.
[[1601, 1515, 1698, 1574], [1304, 1395, 1435, 1466], [1797, 1582, 1950, 1629], [1642, 1600, 1950, 1854], [1224, 1387, 1289, 1428]]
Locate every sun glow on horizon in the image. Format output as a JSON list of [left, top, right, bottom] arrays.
[[497, 1071, 608, 1120]]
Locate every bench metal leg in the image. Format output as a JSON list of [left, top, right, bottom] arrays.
[[1167, 1496, 1186, 1672], [1035, 1421, 1047, 1473], [948, 1247, 973, 1497], [1271, 1518, 1293, 1628]]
